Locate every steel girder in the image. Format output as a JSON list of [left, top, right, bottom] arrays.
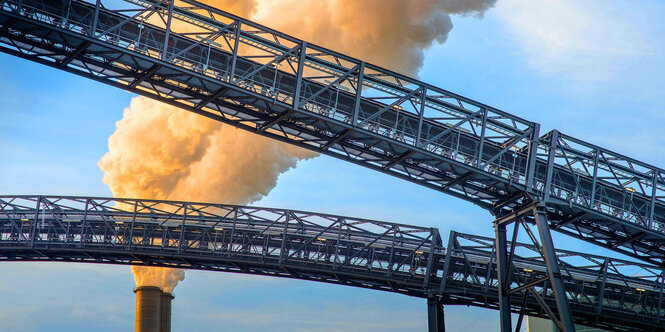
[[427, 295, 445, 332], [0, 195, 663, 331], [1, 0, 663, 266], [0, 195, 443, 297], [494, 204, 575, 331], [442, 230, 665, 332]]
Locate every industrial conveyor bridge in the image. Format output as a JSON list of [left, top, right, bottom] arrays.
[[1, 0, 664, 330], [0, 196, 664, 331]]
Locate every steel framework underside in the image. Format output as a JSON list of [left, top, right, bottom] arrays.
[[2, 1, 665, 330], [0, 196, 664, 331], [0, 0, 664, 268]]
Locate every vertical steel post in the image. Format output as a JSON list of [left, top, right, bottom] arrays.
[[416, 87, 427, 147], [657, 271, 664, 324], [64, 0, 72, 27], [279, 210, 290, 264], [589, 149, 599, 209], [80, 198, 89, 247], [534, 207, 575, 331], [544, 130, 559, 203], [161, 0, 173, 61], [525, 123, 540, 193], [90, 0, 100, 37], [30, 196, 42, 248], [439, 231, 456, 292], [128, 200, 137, 250], [292, 42, 306, 109], [177, 204, 187, 253], [334, 218, 342, 267], [495, 220, 512, 332], [229, 21, 241, 83], [226, 207, 237, 256], [352, 61, 365, 125], [649, 171, 657, 229], [476, 108, 487, 168], [596, 258, 608, 316], [424, 229, 439, 286], [427, 296, 445, 332]]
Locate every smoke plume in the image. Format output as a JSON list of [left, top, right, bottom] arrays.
[[100, 97, 317, 293], [99, 97, 315, 203], [100, 0, 495, 293], [252, 0, 497, 76], [131, 265, 185, 294]]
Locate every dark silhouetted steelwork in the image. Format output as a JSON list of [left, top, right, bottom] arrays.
[[494, 204, 575, 331], [427, 295, 445, 332], [1, 0, 665, 328], [0, 0, 662, 264], [0, 196, 663, 331]]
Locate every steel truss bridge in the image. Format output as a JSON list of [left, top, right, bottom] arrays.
[[0, 0, 664, 330], [0, 195, 664, 331]]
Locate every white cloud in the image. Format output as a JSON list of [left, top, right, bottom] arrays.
[[493, 0, 655, 83]]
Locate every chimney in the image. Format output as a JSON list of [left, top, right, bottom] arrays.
[[134, 286, 162, 332], [160, 292, 174, 332]]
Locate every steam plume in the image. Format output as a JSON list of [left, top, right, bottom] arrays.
[[99, 97, 315, 203], [252, 0, 497, 76], [100, 0, 495, 293], [131, 265, 185, 294], [99, 97, 316, 293]]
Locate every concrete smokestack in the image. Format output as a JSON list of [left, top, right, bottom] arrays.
[[160, 292, 174, 332], [134, 286, 162, 332]]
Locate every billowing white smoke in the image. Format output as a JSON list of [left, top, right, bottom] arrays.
[[99, 97, 317, 293], [98, 97, 316, 203], [131, 265, 185, 294], [99, 0, 496, 293]]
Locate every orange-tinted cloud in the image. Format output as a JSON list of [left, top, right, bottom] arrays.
[[102, 0, 495, 292]]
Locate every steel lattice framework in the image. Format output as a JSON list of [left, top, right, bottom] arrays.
[[1, 0, 665, 330], [0, 195, 663, 331], [0, 0, 663, 263]]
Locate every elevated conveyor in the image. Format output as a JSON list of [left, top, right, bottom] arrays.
[[1, 1, 665, 329], [0, 0, 662, 265], [0, 195, 663, 331]]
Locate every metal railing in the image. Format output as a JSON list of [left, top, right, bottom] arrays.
[[0, 195, 663, 330]]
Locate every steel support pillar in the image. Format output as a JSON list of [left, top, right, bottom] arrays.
[[427, 296, 445, 332], [494, 203, 576, 332], [534, 207, 575, 332], [494, 222, 512, 332]]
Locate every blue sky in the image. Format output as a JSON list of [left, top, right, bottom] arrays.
[[1, 0, 665, 331]]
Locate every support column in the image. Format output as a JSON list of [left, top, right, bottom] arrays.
[[494, 221, 512, 332], [427, 296, 445, 332], [534, 207, 575, 331]]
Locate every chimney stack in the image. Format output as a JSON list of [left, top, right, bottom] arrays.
[[134, 286, 163, 332], [160, 292, 174, 332]]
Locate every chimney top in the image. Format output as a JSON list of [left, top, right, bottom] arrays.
[[134, 285, 163, 293]]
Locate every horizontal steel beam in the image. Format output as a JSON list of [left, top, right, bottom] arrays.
[[1, 0, 663, 266], [2, 0, 665, 268], [0, 195, 662, 330]]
